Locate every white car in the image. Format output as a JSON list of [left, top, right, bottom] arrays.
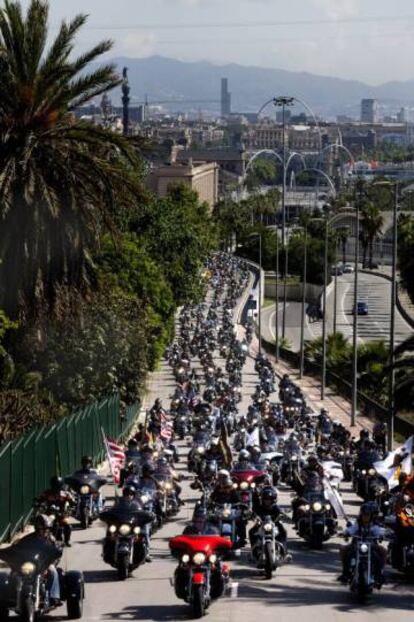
[[342, 263, 354, 274]]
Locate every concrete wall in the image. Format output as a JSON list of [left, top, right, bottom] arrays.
[[264, 277, 323, 305]]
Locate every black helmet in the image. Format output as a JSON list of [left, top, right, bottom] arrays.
[[81, 455, 92, 468], [50, 476, 64, 491], [239, 449, 250, 461], [128, 438, 138, 448], [34, 514, 53, 531], [142, 463, 155, 476], [123, 485, 136, 498], [360, 429, 370, 440], [262, 486, 277, 502], [193, 505, 208, 520]]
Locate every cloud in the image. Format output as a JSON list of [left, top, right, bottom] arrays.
[[309, 0, 358, 20], [116, 32, 157, 57]]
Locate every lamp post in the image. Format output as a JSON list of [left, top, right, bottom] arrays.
[[372, 180, 399, 449], [275, 225, 280, 362], [351, 187, 361, 427], [247, 232, 263, 354], [273, 97, 294, 339], [299, 222, 308, 378]]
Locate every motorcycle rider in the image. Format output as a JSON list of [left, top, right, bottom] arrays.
[[249, 486, 290, 559], [103, 485, 155, 562], [355, 439, 381, 471], [36, 476, 75, 547], [338, 502, 387, 585], [292, 455, 325, 523], [183, 505, 220, 535], [73, 455, 104, 513], [19, 514, 62, 605], [210, 471, 246, 546], [373, 421, 387, 455], [234, 449, 254, 471]]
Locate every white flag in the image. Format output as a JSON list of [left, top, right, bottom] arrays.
[[374, 436, 413, 490]]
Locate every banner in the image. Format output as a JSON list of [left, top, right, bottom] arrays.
[[102, 429, 125, 484], [374, 436, 413, 490]]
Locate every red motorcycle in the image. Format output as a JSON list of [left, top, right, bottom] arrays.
[[170, 535, 232, 618]]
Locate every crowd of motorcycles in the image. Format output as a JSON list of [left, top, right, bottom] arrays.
[[0, 253, 413, 620]]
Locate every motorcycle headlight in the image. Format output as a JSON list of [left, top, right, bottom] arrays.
[[240, 482, 249, 491], [119, 524, 132, 536], [181, 554, 190, 564], [361, 470, 367, 476], [197, 447, 205, 454], [303, 504, 311, 512], [108, 525, 117, 534], [180, 416, 186, 421], [232, 483, 238, 489], [141, 495, 149, 505], [222, 508, 231, 518], [193, 553, 207, 565], [368, 468, 376, 476], [133, 526, 141, 535], [312, 502, 323, 512], [325, 503, 331, 511], [80, 485, 90, 495], [360, 543, 369, 554], [178, 367, 185, 374], [21, 562, 36, 576], [49, 514, 56, 521], [291, 455, 298, 462], [250, 482, 256, 489], [165, 483, 172, 491], [210, 554, 217, 564], [263, 523, 273, 533]]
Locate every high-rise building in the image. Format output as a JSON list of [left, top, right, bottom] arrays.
[[361, 99, 378, 123], [398, 107, 409, 124], [221, 78, 231, 117]]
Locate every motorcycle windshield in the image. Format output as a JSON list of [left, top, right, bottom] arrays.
[[100, 507, 153, 526], [65, 473, 107, 493], [0, 535, 60, 573]]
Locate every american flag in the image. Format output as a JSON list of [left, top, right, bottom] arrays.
[[160, 412, 174, 443], [103, 436, 125, 484]]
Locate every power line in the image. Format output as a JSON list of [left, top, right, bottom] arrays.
[[79, 15, 414, 31]]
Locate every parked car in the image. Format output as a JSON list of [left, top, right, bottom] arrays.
[[343, 263, 354, 274], [353, 302, 369, 315], [331, 265, 343, 276]]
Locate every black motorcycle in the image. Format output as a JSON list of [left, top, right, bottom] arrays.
[[65, 473, 107, 529], [100, 506, 153, 580], [0, 538, 84, 620]]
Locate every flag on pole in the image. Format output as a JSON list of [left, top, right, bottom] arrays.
[[102, 431, 125, 484], [160, 411, 173, 443], [374, 436, 413, 490]]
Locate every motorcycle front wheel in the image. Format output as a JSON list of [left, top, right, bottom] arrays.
[[20, 597, 35, 622], [67, 594, 84, 619], [264, 542, 274, 580], [192, 584, 206, 619], [117, 554, 130, 581]]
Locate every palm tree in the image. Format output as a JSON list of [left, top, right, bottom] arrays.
[[0, 0, 143, 319], [360, 204, 384, 269]]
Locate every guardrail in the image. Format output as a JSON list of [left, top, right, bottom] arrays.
[[0, 396, 139, 543]]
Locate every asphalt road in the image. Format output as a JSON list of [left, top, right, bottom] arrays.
[[261, 272, 413, 351], [10, 280, 412, 621]]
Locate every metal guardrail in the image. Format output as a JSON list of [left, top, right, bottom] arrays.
[[0, 396, 139, 543]]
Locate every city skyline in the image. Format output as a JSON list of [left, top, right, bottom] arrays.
[[18, 0, 414, 85]]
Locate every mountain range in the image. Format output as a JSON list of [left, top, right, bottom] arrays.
[[101, 55, 414, 117]]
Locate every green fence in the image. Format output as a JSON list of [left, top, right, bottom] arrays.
[[0, 395, 139, 543]]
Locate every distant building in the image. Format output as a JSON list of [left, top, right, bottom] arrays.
[[398, 107, 410, 124], [147, 158, 219, 210], [221, 78, 231, 117], [361, 99, 378, 123]]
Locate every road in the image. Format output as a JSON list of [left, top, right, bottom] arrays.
[[261, 272, 413, 351], [10, 279, 412, 621]]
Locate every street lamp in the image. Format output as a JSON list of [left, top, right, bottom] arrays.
[[299, 221, 308, 379], [372, 179, 399, 450], [247, 232, 263, 354]]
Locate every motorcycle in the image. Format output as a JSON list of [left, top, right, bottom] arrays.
[[389, 501, 414, 574], [170, 535, 232, 618], [296, 492, 337, 548], [345, 535, 382, 602], [251, 516, 286, 579], [65, 473, 106, 529], [100, 507, 153, 580], [209, 503, 246, 550], [0, 539, 84, 621]]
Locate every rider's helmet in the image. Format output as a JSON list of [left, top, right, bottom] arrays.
[[127, 438, 138, 450], [122, 485, 137, 499], [193, 506, 208, 531], [50, 476, 64, 492], [81, 455, 93, 470], [261, 486, 277, 507], [359, 501, 379, 526], [239, 449, 250, 462], [360, 429, 370, 440], [307, 454, 319, 469], [142, 463, 155, 477]]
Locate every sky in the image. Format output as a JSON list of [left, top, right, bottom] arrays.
[[17, 0, 414, 85]]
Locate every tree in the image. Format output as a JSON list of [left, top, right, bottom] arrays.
[[398, 213, 414, 302], [392, 336, 414, 412], [360, 204, 384, 268], [0, 0, 144, 319]]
